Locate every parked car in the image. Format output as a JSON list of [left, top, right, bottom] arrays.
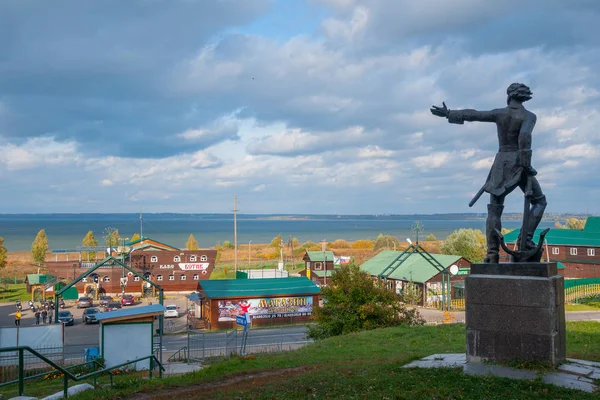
[[83, 307, 101, 324], [76, 297, 93, 309], [104, 302, 122, 312], [99, 296, 112, 307], [121, 294, 135, 306], [164, 305, 179, 318], [58, 311, 74, 326]]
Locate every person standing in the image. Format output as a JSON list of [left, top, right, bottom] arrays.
[[42, 309, 48, 324], [35, 310, 41, 325], [48, 312, 53, 324], [15, 310, 21, 326]]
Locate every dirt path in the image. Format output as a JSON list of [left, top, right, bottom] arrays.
[[127, 367, 308, 400]]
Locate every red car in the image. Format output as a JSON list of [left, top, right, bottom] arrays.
[[121, 294, 135, 306]]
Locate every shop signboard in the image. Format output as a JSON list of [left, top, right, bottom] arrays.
[[178, 263, 209, 271], [218, 296, 313, 322]]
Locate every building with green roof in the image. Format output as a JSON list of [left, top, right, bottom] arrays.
[[197, 277, 320, 329], [360, 250, 471, 305], [301, 251, 338, 285], [501, 216, 600, 279]]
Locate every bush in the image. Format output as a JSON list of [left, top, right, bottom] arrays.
[[307, 263, 424, 340], [301, 241, 321, 251], [330, 239, 350, 249], [374, 234, 400, 251], [440, 229, 486, 263], [222, 240, 234, 249], [425, 234, 437, 241], [351, 240, 375, 249]]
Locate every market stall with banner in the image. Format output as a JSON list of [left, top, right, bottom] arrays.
[[197, 277, 320, 330]]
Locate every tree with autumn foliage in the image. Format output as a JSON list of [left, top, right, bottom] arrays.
[[186, 234, 199, 250]]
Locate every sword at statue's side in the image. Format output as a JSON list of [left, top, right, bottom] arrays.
[[468, 186, 486, 208], [468, 170, 492, 208]]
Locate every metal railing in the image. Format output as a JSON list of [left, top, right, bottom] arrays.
[[187, 327, 312, 362], [167, 346, 188, 362], [0, 346, 164, 398]]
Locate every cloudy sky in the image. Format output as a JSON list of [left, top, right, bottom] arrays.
[[0, 0, 599, 215]]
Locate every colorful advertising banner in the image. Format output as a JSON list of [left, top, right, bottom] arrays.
[[218, 296, 313, 322]]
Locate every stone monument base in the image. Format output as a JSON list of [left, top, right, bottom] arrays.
[[465, 262, 565, 366]]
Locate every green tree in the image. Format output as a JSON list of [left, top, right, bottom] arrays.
[[186, 234, 199, 250], [0, 237, 7, 270], [440, 228, 486, 263], [374, 234, 400, 251], [307, 263, 424, 340], [270, 234, 283, 248], [500, 227, 514, 235], [401, 281, 423, 305], [130, 233, 141, 242], [82, 231, 98, 261], [31, 229, 49, 265], [222, 240, 234, 249], [425, 234, 437, 242]]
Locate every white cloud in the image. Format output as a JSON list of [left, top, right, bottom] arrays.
[[100, 179, 114, 186], [357, 145, 394, 158], [412, 152, 451, 169], [472, 157, 494, 170], [0, 137, 79, 171]]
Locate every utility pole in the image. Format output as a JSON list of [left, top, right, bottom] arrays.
[[233, 195, 238, 276], [248, 240, 252, 269], [140, 211, 143, 242], [279, 239, 284, 272]]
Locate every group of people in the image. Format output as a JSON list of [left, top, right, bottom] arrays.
[[14, 300, 56, 326]]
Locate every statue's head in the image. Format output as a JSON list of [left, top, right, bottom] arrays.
[[506, 83, 533, 104]]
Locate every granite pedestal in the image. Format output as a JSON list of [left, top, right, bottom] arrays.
[[465, 262, 565, 366]]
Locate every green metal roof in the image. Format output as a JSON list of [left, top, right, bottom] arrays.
[[305, 251, 335, 262], [360, 250, 462, 283], [503, 226, 600, 247], [26, 274, 55, 285], [198, 277, 320, 299], [584, 217, 600, 233], [557, 262, 566, 270]]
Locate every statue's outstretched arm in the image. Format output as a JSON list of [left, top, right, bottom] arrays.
[[447, 109, 499, 124], [430, 103, 499, 124]]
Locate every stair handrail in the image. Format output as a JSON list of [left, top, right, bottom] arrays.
[[167, 346, 188, 362], [0, 345, 165, 398]]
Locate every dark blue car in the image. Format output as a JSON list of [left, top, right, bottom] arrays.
[[58, 311, 74, 326]]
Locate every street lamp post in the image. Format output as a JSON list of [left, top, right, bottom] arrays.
[[248, 241, 252, 270]]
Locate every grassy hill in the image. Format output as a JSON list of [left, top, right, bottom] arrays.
[[62, 321, 600, 400]]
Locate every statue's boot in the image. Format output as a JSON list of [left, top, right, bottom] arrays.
[[484, 204, 504, 263], [523, 195, 547, 249]]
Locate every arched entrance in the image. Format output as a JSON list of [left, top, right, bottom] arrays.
[[84, 284, 97, 300], [33, 287, 44, 302], [142, 272, 153, 298]]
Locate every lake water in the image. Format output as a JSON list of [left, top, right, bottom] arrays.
[[0, 214, 554, 251]]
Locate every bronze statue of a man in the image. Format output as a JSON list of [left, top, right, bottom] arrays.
[[431, 83, 546, 263]]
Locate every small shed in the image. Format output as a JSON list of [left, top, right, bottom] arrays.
[[197, 277, 320, 330], [95, 304, 165, 370], [301, 251, 337, 285], [25, 274, 56, 301]]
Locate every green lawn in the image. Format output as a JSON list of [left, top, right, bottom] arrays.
[[565, 303, 600, 312], [51, 321, 600, 400], [0, 284, 28, 302]]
